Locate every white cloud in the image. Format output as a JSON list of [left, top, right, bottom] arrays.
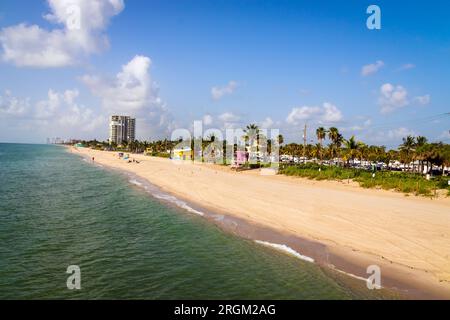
[[82, 55, 154, 113], [35, 89, 61, 119], [0, 88, 105, 135], [286, 106, 321, 125], [202, 114, 213, 126], [0, 0, 124, 67], [259, 117, 274, 129], [361, 60, 384, 76], [37, 89, 105, 132], [0, 90, 29, 116], [414, 94, 431, 105], [340, 117, 372, 133], [286, 102, 343, 125], [218, 112, 240, 122], [387, 127, 415, 140], [378, 83, 409, 114], [82, 55, 175, 138], [322, 102, 343, 122], [211, 81, 238, 100]]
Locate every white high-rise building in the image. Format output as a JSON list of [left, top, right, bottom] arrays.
[[109, 115, 136, 145]]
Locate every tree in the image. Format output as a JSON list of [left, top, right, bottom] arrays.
[[343, 136, 363, 166], [244, 124, 261, 166], [415, 136, 428, 174], [328, 127, 343, 163], [316, 127, 327, 164], [277, 134, 284, 146], [399, 135, 416, 171]]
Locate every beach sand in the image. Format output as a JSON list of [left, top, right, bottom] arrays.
[[72, 147, 450, 299]]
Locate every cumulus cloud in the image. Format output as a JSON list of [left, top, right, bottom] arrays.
[[81, 55, 175, 138], [361, 60, 384, 76], [211, 81, 238, 100], [82, 55, 154, 113], [218, 112, 240, 122], [322, 102, 343, 122], [259, 117, 274, 129], [378, 83, 409, 114], [202, 114, 213, 126], [37, 89, 105, 131], [286, 102, 343, 125], [286, 106, 321, 124], [35, 89, 61, 119], [0, 0, 124, 67], [378, 83, 430, 113], [0, 90, 30, 116], [0, 88, 105, 135]]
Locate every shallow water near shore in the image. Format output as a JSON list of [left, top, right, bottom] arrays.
[[0, 144, 397, 299]]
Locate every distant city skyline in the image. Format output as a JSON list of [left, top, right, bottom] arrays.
[[0, 0, 449, 148]]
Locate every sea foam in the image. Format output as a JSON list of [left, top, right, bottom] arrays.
[[129, 179, 143, 187], [153, 193, 205, 216], [254, 240, 315, 263], [127, 176, 205, 217]]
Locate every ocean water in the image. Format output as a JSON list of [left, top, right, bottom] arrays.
[[0, 144, 393, 299]]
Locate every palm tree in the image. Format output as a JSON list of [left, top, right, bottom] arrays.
[[343, 136, 363, 166], [277, 134, 284, 146], [328, 127, 339, 143], [416, 136, 428, 147], [316, 127, 327, 164], [399, 135, 416, 171], [244, 124, 259, 145], [328, 127, 342, 163], [305, 144, 313, 160], [313, 143, 322, 162], [244, 124, 261, 165], [415, 136, 428, 174]]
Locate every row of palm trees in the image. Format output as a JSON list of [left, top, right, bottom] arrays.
[[75, 125, 449, 174], [281, 127, 449, 173]]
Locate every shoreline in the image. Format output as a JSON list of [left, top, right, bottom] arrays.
[[70, 147, 450, 299]]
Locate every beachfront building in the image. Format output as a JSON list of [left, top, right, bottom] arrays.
[[172, 147, 193, 161], [109, 115, 136, 145]]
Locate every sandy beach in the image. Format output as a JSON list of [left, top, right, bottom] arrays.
[[72, 147, 450, 299]]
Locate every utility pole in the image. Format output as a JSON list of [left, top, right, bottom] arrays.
[[303, 123, 307, 164]]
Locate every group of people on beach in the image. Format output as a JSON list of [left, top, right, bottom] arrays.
[[128, 158, 140, 164], [116, 152, 140, 164]]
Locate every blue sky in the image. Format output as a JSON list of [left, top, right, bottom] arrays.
[[0, 0, 449, 148]]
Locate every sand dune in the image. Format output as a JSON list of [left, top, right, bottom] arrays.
[[73, 147, 450, 298]]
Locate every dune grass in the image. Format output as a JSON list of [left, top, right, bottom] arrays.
[[279, 163, 450, 197]]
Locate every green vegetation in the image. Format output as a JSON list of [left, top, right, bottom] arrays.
[[70, 124, 449, 197], [280, 163, 450, 197], [278, 127, 450, 197]]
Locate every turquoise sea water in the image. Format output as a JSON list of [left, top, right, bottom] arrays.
[[0, 144, 391, 299]]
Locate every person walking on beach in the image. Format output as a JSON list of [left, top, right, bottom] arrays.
[[92, 157, 95, 162]]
